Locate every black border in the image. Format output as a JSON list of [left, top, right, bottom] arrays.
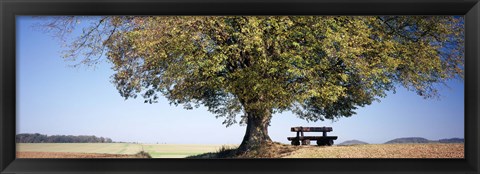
[[1, 0, 479, 173]]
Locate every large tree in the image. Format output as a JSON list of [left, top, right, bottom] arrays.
[[41, 16, 464, 152]]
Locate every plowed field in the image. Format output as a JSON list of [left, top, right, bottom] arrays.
[[284, 143, 464, 158], [16, 151, 146, 158]]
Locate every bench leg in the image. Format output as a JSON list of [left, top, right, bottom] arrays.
[[316, 139, 334, 146], [291, 139, 300, 146], [316, 139, 325, 146], [326, 139, 334, 146]]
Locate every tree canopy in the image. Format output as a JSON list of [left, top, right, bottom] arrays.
[[41, 16, 464, 151]]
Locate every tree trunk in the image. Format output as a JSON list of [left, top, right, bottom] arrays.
[[237, 109, 273, 153]]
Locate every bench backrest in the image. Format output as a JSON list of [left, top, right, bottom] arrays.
[[291, 127, 333, 132]]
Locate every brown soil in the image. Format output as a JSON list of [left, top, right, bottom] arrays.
[[188, 142, 298, 158], [17, 143, 464, 159], [17, 151, 150, 158], [190, 143, 464, 158], [284, 143, 464, 158]]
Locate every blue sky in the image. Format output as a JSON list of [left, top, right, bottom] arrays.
[[16, 16, 464, 144]]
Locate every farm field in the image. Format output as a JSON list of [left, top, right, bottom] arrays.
[[16, 143, 463, 158], [17, 143, 235, 158], [284, 143, 464, 158], [16, 151, 146, 158]]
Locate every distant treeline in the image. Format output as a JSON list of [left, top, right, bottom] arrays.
[[16, 133, 113, 143]]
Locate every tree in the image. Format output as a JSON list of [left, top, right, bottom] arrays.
[[15, 133, 114, 143], [40, 16, 464, 153]]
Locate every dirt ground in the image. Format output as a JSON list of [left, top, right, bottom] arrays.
[[16, 151, 148, 158], [16, 143, 464, 158], [16, 143, 229, 158], [284, 143, 464, 158]]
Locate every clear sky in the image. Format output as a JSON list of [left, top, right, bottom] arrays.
[[16, 16, 464, 144]]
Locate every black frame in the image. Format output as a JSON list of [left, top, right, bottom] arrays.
[[1, 0, 479, 173]]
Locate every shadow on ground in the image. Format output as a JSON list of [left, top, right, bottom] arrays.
[[187, 142, 299, 158]]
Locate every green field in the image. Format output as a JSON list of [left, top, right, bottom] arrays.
[[17, 143, 237, 158]]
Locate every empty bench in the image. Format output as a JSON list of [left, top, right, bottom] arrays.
[[287, 126, 338, 146]]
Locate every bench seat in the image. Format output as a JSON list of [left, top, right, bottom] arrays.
[[291, 127, 333, 132], [287, 136, 338, 141]]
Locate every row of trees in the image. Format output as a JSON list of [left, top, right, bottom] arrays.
[[16, 133, 113, 143]]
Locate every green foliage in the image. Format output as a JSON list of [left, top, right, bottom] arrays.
[[45, 16, 464, 126], [16, 133, 113, 143]]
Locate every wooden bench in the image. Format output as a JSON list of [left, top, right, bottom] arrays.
[[287, 126, 338, 146]]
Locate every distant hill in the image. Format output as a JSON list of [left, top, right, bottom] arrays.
[[384, 137, 464, 144], [384, 137, 430, 144], [16, 133, 113, 143], [438, 138, 464, 143], [338, 140, 369, 146]]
